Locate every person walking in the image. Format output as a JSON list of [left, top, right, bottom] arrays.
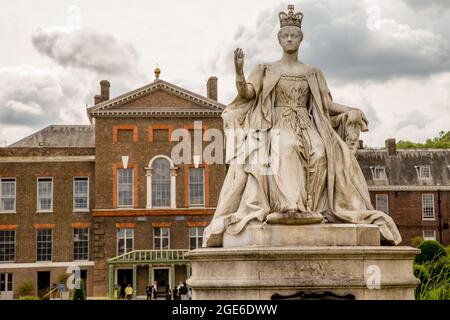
[[172, 286, 179, 300], [178, 281, 188, 300], [124, 284, 133, 300], [165, 287, 172, 300], [145, 284, 152, 300], [151, 280, 158, 300]]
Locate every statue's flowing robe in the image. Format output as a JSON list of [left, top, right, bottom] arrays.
[[203, 63, 402, 246]]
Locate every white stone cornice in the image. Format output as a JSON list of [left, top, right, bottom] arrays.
[[368, 185, 450, 191], [0, 261, 95, 269], [0, 155, 95, 163], [89, 109, 222, 117]]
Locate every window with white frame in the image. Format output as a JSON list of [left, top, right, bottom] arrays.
[[417, 166, 432, 179], [371, 166, 387, 181], [189, 227, 204, 249], [37, 178, 53, 212], [36, 229, 52, 261], [151, 158, 171, 207], [117, 228, 134, 255], [189, 168, 205, 207], [422, 194, 435, 220], [153, 227, 170, 250], [423, 230, 436, 240], [117, 169, 133, 207], [73, 177, 89, 211], [73, 228, 89, 261], [0, 230, 15, 262], [375, 194, 389, 214], [0, 179, 16, 213]]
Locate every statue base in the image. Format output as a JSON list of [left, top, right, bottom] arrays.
[[223, 223, 380, 247], [186, 224, 420, 300]]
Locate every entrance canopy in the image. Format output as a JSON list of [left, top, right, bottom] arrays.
[[108, 249, 190, 265], [107, 249, 191, 299]]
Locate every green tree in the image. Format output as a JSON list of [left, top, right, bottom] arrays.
[[415, 240, 447, 264], [397, 130, 450, 149], [16, 279, 34, 297]]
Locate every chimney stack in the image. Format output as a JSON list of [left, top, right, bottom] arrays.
[[206, 76, 218, 101], [385, 138, 397, 156], [358, 139, 364, 150], [100, 80, 110, 101]]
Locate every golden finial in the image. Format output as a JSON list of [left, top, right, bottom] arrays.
[[154, 63, 161, 80]]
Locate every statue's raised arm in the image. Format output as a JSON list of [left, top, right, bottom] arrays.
[[234, 48, 256, 100]]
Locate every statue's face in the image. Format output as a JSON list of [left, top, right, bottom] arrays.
[[278, 26, 303, 54]]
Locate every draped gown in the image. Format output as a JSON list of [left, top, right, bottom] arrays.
[[203, 63, 402, 247], [269, 74, 327, 214]]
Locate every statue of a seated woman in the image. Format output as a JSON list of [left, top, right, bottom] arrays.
[[203, 5, 401, 247]]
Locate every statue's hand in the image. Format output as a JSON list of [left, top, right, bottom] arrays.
[[234, 48, 245, 76], [348, 108, 369, 132]]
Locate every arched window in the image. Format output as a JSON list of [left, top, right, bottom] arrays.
[[146, 156, 177, 208], [151, 158, 171, 207]]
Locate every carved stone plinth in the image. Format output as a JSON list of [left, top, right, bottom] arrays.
[[186, 225, 420, 300], [223, 223, 380, 248]]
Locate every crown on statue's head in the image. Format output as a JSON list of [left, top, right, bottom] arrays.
[[279, 4, 303, 29]]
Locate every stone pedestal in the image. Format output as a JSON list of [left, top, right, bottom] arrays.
[[186, 224, 420, 300], [223, 223, 381, 247]]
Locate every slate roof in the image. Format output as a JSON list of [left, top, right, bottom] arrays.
[[9, 125, 95, 148], [357, 149, 450, 189]]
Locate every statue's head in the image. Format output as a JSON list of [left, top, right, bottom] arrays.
[[278, 5, 304, 53]]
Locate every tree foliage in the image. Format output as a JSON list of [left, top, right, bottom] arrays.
[[415, 240, 447, 264], [16, 279, 34, 297], [397, 131, 450, 149]]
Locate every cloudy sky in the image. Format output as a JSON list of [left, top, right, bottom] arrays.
[[0, 0, 449, 147]]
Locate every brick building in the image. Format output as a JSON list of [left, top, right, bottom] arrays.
[[358, 139, 450, 246], [0, 74, 226, 299], [0, 73, 449, 299]]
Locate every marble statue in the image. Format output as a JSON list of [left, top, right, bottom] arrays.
[[203, 5, 402, 247]]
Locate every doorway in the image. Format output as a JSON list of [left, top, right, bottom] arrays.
[[37, 271, 50, 298], [153, 268, 169, 297], [0, 273, 13, 300], [116, 269, 133, 299], [80, 270, 87, 296]]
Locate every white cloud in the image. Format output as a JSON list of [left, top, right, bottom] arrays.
[[0, 15, 147, 145], [331, 72, 450, 146], [207, 1, 450, 83], [31, 25, 143, 78], [0, 65, 92, 144], [403, 0, 450, 10]]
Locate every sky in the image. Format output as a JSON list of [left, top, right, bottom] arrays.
[[0, 0, 449, 148]]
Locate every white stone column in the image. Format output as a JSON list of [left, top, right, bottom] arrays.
[[170, 265, 176, 291], [145, 167, 152, 208], [170, 167, 178, 208]]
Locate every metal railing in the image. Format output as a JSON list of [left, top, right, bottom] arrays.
[[108, 249, 190, 264], [41, 286, 59, 300]]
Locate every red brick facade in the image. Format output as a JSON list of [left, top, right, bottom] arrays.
[[369, 190, 450, 245]]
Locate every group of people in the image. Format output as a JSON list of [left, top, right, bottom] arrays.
[[145, 281, 192, 300], [114, 280, 192, 300], [145, 281, 159, 300]]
